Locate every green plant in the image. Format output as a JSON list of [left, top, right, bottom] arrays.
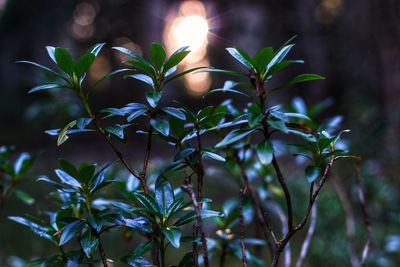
[[9, 38, 370, 267], [0, 146, 35, 212]]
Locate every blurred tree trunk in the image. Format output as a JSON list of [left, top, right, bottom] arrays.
[[372, 0, 400, 172]]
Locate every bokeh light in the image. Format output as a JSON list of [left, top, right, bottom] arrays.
[[71, 2, 98, 40], [315, 0, 344, 24], [164, 0, 211, 96]]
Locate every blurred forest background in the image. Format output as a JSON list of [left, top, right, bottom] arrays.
[[0, 0, 400, 266]]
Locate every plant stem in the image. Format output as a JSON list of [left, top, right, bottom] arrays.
[[98, 240, 109, 267], [233, 153, 276, 256], [295, 204, 317, 267], [195, 129, 205, 207], [77, 90, 148, 192], [219, 242, 227, 267], [259, 93, 294, 232], [354, 159, 372, 264], [140, 124, 154, 194], [160, 234, 166, 267], [239, 188, 248, 267], [182, 182, 209, 267]]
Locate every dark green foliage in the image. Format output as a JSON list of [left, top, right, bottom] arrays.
[[7, 39, 361, 267]]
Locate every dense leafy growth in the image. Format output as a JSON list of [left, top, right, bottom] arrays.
[[6, 39, 370, 267]]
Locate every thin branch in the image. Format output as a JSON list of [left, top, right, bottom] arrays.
[[354, 160, 372, 264], [98, 240, 109, 267], [332, 174, 360, 267], [195, 129, 205, 207], [182, 181, 209, 267], [271, 155, 294, 231], [233, 153, 277, 256], [78, 91, 147, 192], [139, 124, 154, 193], [239, 187, 248, 267], [271, 154, 335, 267], [269, 201, 291, 267], [295, 203, 318, 267]]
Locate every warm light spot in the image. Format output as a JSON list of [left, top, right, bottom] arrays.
[[164, 0, 211, 95], [73, 2, 97, 26], [183, 58, 211, 96], [0, 0, 7, 12], [71, 2, 97, 40], [179, 0, 207, 17], [71, 23, 95, 40], [315, 0, 343, 24], [171, 15, 209, 51], [88, 55, 111, 88]]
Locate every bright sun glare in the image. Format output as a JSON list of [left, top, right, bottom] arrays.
[[171, 15, 209, 50], [164, 1, 211, 95]]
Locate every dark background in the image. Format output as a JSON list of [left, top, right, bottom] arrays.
[[0, 0, 399, 266]]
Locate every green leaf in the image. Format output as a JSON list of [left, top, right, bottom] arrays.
[[203, 151, 225, 162], [28, 84, 63, 94], [155, 176, 174, 216], [266, 44, 295, 73], [14, 152, 32, 176], [8, 216, 54, 242], [121, 256, 153, 267], [78, 164, 96, 184], [164, 46, 190, 72], [162, 227, 181, 248], [46, 46, 57, 63], [256, 140, 274, 165], [287, 129, 317, 142], [200, 209, 224, 219], [268, 118, 289, 133], [131, 241, 153, 258], [74, 52, 95, 78], [215, 128, 256, 148], [267, 60, 304, 76], [41, 256, 67, 267], [145, 91, 162, 108], [55, 169, 82, 189], [127, 74, 154, 88], [174, 147, 196, 162], [80, 229, 99, 257], [178, 252, 194, 267], [57, 120, 77, 146], [16, 61, 68, 82], [112, 46, 156, 76], [14, 190, 35, 205], [226, 47, 254, 69], [162, 107, 186, 120], [105, 124, 125, 139], [55, 47, 74, 76], [124, 217, 152, 233], [149, 42, 166, 69], [164, 66, 208, 84], [59, 220, 85, 246], [197, 68, 247, 77], [286, 73, 325, 87], [59, 159, 79, 177], [120, 242, 153, 266], [174, 211, 196, 226], [206, 80, 250, 98], [132, 191, 160, 215], [89, 43, 105, 56], [305, 165, 321, 183], [127, 108, 148, 122], [150, 118, 169, 136], [253, 47, 274, 73], [76, 117, 92, 129]]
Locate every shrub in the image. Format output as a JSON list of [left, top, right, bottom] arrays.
[[8, 38, 370, 267]]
